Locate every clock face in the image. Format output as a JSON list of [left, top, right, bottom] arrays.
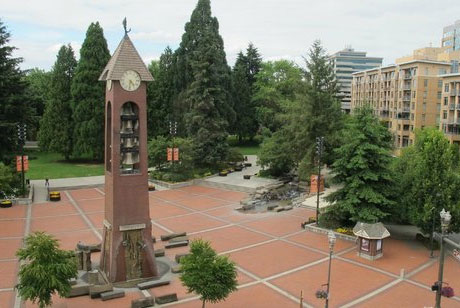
[[120, 70, 141, 91], [106, 79, 112, 91]]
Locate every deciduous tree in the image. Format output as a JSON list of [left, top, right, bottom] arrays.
[[180, 239, 237, 308], [16, 232, 77, 308]]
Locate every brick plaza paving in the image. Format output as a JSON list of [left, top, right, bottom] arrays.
[[1, 185, 460, 307]]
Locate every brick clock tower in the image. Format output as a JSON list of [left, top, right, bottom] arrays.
[[98, 29, 158, 282]]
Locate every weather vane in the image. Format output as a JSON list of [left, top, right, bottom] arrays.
[[122, 17, 131, 35]]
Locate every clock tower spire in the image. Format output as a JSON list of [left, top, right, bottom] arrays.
[[98, 29, 157, 283]]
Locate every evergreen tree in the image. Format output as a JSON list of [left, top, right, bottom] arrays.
[[231, 43, 262, 141], [0, 20, 35, 161], [300, 40, 343, 171], [71, 22, 110, 160], [39, 44, 77, 159], [147, 47, 175, 139], [394, 128, 460, 234], [175, 0, 235, 165], [325, 107, 395, 224]]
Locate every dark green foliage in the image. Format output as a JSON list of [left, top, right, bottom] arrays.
[[252, 60, 304, 133], [16, 232, 78, 308], [180, 239, 237, 308], [258, 129, 295, 176], [299, 40, 343, 170], [0, 20, 35, 161], [0, 162, 17, 198], [71, 22, 110, 161], [147, 47, 175, 139], [393, 128, 460, 234], [24, 68, 52, 140], [257, 41, 342, 177], [325, 107, 394, 223], [174, 0, 234, 165], [231, 44, 262, 140], [39, 45, 77, 160], [148, 136, 195, 182]]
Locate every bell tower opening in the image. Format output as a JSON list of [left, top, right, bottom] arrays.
[[120, 102, 140, 174]]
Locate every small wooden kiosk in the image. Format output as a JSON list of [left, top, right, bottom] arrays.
[[353, 222, 390, 260]]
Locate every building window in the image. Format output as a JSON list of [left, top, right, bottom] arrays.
[[438, 80, 443, 88], [437, 91, 442, 99], [423, 103, 427, 112], [411, 113, 415, 120], [444, 97, 448, 105], [424, 79, 428, 87], [422, 114, 426, 122], [443, 111, 447, 119], [445, 84, 450, 92], [425, 68, 429, 75], [437, 103, 441, 112], [413, 91, 416, 98], [423, 91, 427, 98]]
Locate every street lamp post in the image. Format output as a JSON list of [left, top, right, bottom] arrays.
[[435, 208, 451, 308], [325, 230, 336, 308], [315, 137, 324, 225], [430, 206, 436, 258]]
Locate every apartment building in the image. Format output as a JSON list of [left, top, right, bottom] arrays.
[[351, 60, 451, 150], [442, 20, 460, 52], [439, 73, 460, 146], [329, 47, 383, 113]]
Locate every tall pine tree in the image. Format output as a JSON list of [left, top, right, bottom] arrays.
[[175, 0, 234, 165], [325, 107, 394, 224], [0, 20, 34, 162], [39, 44, 77, 160], [231, 43, 262, 141], [71, 22, 110, 160], [147, 47, 175, 139]]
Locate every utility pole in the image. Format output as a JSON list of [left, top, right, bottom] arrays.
[[315, 136, 324, 225]]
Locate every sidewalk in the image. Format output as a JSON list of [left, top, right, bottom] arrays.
[[197, 155, 281, 192]]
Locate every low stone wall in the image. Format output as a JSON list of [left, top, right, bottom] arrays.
[[149, 179, 194, 189], [304, 223, 357, 243], [9, 184, 34, 205]]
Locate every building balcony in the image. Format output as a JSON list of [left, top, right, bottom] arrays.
[[404, 74, 412, 80], [449, 104, 456, 110], [450, 90, 458, 96], [402, 85, 411, 90], [402, 96, 411, 102]]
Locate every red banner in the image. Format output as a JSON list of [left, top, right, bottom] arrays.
[[167, 148, 173, 161], [16, 155, 29, 172], [173, 148, 179, 161]]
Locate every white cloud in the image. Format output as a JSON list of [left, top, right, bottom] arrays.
[[3, 0, 460, 70]]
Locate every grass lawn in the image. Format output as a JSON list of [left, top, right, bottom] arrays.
[[25, 151, 104, 180], [228, 135, 261, 156], [231, 145, 260, 156]]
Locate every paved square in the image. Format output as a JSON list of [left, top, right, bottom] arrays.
[[1, 185, 460, 308]]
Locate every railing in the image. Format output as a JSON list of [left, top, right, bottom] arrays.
[[402, 96, 411, 101], [404, 75, 412, 80], [450, 90, 458, 96], [402, 85, 411, 90], [402, 106, 411, 112], [449, 104, 456, 110]]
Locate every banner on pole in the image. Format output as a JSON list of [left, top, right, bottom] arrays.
[[173, 148, 179, 161], [167, 148, 173, 161], [16, 155, 29, 172]]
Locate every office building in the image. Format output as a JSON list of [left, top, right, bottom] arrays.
[[329, 47, 383, 113], [442, 20, 460, 52]]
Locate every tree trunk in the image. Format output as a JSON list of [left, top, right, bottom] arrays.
[[202, 300, 206, 308]]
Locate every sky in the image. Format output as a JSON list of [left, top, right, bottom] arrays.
[[1, 0, 459, 71]]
